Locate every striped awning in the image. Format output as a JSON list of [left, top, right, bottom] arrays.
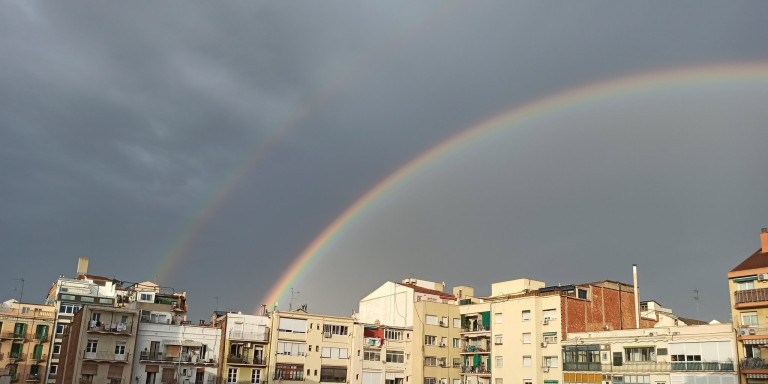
[[746, 373, 768, 379], [734, 276, 758, 282], [743, 339, 768, 345]]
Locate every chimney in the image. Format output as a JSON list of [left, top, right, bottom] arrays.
[[633, 264, 640, 329], [761, 228, 768, 252], [77, 257, 89, 277]]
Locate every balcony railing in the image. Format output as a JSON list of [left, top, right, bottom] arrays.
[[229, 330, 270, 342], [742, 357, 768, 370], [563, 362, 602, 371], [0, 331, 28, 339], [34, 334, 50, 342], [31, 354, 48, 362], [48, 373, 57, 380], [671, 361, 734, 371], [87, 322, 132, 334], [228, 354, 265, 365], [9, 352, 27, 360], [460, 366, 490, 375], [735, 288, 768, 304], [27, 374, 42, 382], [83, 351, 130, 361]]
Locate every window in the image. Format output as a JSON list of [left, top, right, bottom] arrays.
[[495, 335, 503, 345], [320, 367, 347, 382], [425, 378, 436, 384], [578, 289, 588, 299], [140, 293, 153, 301], [613, 352, 623, 366], [277, 342, 306, 356], [274, 364, 304, 381], [53, 344, 61, 354], [22, 307, 30, 314], [279, 318, 308, 334], [425, 335, 437, 346], [522, 356, 532, 367], [522, 310, 530, 321], [386, 350, 405, 363], [543, 356, 558, 368], [364, 350, 381, 361], [742, 312, 759, 327], [59, 304, 81, 314], [522, 333, 531, 344], [56, 324, 64, 334], [524, 381, 532, 384], [495, 380, 502, 384], [453, 358, 461, 368], [543, 309, 557, 320], [495, 356, 503, 368], [252, 369, 261, 384], [543, 333, 558, 344], [625, 347, 655, 362], [623, 376, 650, 384], [453, 338, 461, 348], [494, 313, 502, 324], [746, 344, 762, 358], [385, 329, 403, 340], [321, 347, 348, 359], [425, 315, 438, 325], [13, 323, 26, 337], [738, 281, 755, 291], [228, 368, 238, 383], [425, 356, 438, 366], [453, 318, 460, 328], [91, 313, 101, 322], [441, 317, 448, 326], [323, 324, 349, 336], [86, 339, 98, 353], [50, 365, 57, 375], [453, 380, 461, 384], [115, 343, 126, 356], [441, 337, 447, 347]]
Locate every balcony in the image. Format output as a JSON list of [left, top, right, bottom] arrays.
[[0, 331, 28, 340], [671, 361, 734, 372], [31, 354, 48, 362], [735, 288, 768, 308], [460, 366, 490, 376], [26, 374, 42, 382], [87, 322, 132, 334], [228, 354, 265, 365], [83, 351, 130, 362], [34, 334, 50, 342], [229, 329, 269, 342], [47, 373, 57, 380], [606, 361, 670, 373], [563, 362, 602, 371], [741, 357, 768, 374], [460, 346, 490, 354], [460, 326, 490, 336], [9, 353, 27, 361]]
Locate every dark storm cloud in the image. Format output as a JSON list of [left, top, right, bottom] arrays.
[[1, 0, 767, 322]]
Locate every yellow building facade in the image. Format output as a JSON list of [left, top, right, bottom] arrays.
[[0, 300, 55, 383]]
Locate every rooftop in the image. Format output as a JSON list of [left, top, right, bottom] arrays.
[[730, 248, 768, 276], [397, 282, 456, 300]]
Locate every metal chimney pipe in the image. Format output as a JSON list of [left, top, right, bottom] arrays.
[[633, 264, 640, 328]]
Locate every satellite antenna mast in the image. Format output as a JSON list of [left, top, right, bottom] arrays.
[[13, 278, 24, 302], [289, 288, 300, 311], [694, 289, 700, 317]]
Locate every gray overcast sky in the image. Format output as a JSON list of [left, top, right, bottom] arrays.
[[2, 1, 767, 323]]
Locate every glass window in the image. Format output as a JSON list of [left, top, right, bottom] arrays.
[[523, 356, 532, 367], [386, 350, 404, 363], [453, 338, 461, 348], [494, 313, 502, 324], [320, 367, 347, 383], [543, 356, 558, 368], [742, 312, 759, 327], [543, 309, 557, 320], [625, 347, 655, 362], [495, 356, 503, 368], [252, 369, 261, 384], [228, 368, 238, 383], [453, 318, 460, 328], [522, 333, 531, 344], [495, 335, 502, 344], [425, 335, 437, 346], [738, 281, 755, 290], [425, 315, 438, 325], [522, 310, 530, 321]]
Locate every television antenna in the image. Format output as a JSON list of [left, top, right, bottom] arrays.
[[289, 288, 300, 311]]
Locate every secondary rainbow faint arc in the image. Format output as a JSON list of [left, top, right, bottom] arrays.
[[258, 62, 768, 312]]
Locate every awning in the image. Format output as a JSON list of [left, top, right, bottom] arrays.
[[107, 364, 124, 379], [544, 381, 559, 384], [543, 332, 557, 336], [746, 373, 768, 379], [145, 364, 160, 373], [197, 368, 206, 373], [735, 276, 758, 282], [624, 345, 655, 348], [743, 339, 768, 345], [166, 345, 181, 358], [81, 363, 99, 375], [386, 373, 405, 379], [182, 340, 203, 347]]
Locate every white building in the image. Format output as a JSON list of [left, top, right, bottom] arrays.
[[561, 323, 737, 384], [133, 311, 221, 384]]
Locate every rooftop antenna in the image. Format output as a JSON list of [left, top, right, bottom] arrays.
[[12, 278, 24, 302], [694, 289, 700, 317], [289, 288, 300, 311]]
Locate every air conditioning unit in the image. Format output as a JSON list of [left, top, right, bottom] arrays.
[[542, 366, 549, 372], [647, 332, 655, 337], [440, 343, 446, 347], [543, 319, 549, 325], [541, 341, 548, 348], [739, 328, 750, 336], [759, 273, 768, 281]]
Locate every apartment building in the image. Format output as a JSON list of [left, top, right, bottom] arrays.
[[359, 324, 412, 384], [133, 311, 221, 384], [728, 228, 768, 383], [45, 258, 119, 384], [55, 305, 139, 384], [0, 300, 55, 383], [456, 278, 650, 384], [213, 312, 270, 384], [268, 310, 356, 384], [561, 323, 737, 384], [116, 281, 188, 324], [358, 279, 461, 384]]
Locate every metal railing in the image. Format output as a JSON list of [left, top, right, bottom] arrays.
[[742, 357, 768, 370], [34, 334, 50, 342], [606, 361, 670, 373], [564, 361, 734, 373], [228, 354, 264, 365], [671, 361, 734, 371], [735, 288, 768, 304], [31, 354, 48, 362], [0, 331, 27, 339], [563, 362, 602, 371], [27, 374, 42, 382], [9, 352, 27, 360], [460, 366, 490, 375]]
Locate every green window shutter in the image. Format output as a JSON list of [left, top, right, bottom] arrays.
[[33, 345, 43, 360], [481, 312, 491, 328]]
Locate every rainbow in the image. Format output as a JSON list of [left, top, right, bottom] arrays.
[[150, 2, 461, 284], [258, 62, 768, 312]]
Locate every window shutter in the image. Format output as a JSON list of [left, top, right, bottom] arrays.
[[107, 364, 124, 379], [162, 367, 176, 382]]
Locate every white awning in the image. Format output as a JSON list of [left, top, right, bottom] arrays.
[[386, 372, 405, 379], [182, 340, 203, 347], [746, 373, 768, 379], [743, 339, 768, 345]]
